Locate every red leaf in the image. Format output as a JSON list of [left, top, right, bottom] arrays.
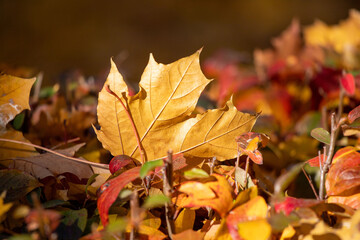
[[307, 153, 325, 167], [109, 155, 137, 174], [97, 167, 140, 226], [341, 73, 356, 96], [348, 105, 360, 124], [274, 197, 321, 215]]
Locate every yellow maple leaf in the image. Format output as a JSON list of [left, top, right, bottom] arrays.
[[0, 74, 35, 130], [95, 50, 258, 162]]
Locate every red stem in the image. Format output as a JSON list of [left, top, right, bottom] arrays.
[[105, 85, 145, 163]]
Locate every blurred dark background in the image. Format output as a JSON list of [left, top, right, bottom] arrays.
[[0, 0, 359, 85]]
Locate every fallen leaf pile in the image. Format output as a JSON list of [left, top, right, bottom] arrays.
[[2, 9, 360, 240]]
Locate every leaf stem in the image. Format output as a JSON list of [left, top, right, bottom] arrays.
[[105, 85, 145, 164], [235, 146, 241, 193], [0, 138, 109, 169]]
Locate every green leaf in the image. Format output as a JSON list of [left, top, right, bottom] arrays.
[[12, 112, 25, 130], [140, 159, 163, 179], [106, 217, 127, 234], [57, 208, 88, 240], [184, 168, 209, 179], [310, 128, 331, 145], [142, 194, 170, 209], [43, 199, 69, 209], [85, 173, 99, 196], [9, 235, 33, 240]]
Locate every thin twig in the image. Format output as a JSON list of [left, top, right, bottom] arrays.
[[244, 156, 250, 189], [105, 85, 145, 164], [319, 113, 337, 200], [302, 167, 319, 200], [163, 150, 175, 239], [130, 191, 140, 240], [51, 137, 80, 150], [0, 138, 109, 169]]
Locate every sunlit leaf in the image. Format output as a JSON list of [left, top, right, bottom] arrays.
[[173, 229, 205, 240], [174, 208, 196, 233], [0, 74, 35, 130], [95, 50, 257, 163], [179, 174, 233, 217], [226, 196, 269, 240]]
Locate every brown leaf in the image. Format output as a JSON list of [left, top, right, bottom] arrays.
[[348, 104, 360, 124], [95, 50, 257, 162], [0, 169, 41, 202], [0, 127, 37, 160], [2, 143, 95, 180], [0, 74, 35, 130]]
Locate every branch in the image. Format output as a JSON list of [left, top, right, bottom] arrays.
[[163, 150, 175, 239]]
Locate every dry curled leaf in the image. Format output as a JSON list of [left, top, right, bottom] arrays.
[[95, 50, 257, 162]]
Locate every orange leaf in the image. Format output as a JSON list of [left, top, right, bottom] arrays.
[[225, 196, 268, 240], [328, 193, 360, 209], [326, 147, 360, 196], [178, 174, 233, 217], [172, 229, 205, 240]]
